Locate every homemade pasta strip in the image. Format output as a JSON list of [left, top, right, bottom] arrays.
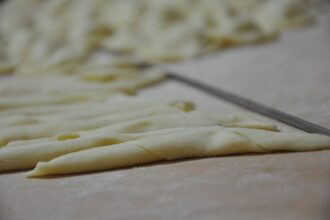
[[0, 104, 182, 126], [0, 69, 165, 97], [80, 69, 139, 83], [0, 97, 277, 150], [0, 133, 136, 172], [0, 111, 276, 145], [14, 58, 141, 76], [0, 120, 108, 147], [0, 73, 166, 110], [0, 128, 197, 172], [0, 76, 102, 95], [6, 138, 53, 148], [0, 91, 327, 178], [210, 115, 277, 131], [0, 115, 38, 127], [0, 106, 186, 147], [0, 93, 101, 110], [0, 110, 280, 172], [26, 127, 330, 177], [0, 99, 158, 116], [0, 0, 313, 70]]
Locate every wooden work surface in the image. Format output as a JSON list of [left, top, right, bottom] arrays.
[[1, 13, 330, 220]]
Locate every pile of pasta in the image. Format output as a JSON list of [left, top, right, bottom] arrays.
[[0, 61, 166, 95], [0, 0, 313, 73], [0, 0, 328, 178], [0, 92, 329, 177]]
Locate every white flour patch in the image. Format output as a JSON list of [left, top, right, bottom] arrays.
[[236, 171, 284, 187], [75, 172, 128, 197]]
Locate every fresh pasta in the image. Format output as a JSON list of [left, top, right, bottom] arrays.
[[0, 0, 314, 74]]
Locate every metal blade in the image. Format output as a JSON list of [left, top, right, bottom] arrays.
[[167, 72, 330, 137]]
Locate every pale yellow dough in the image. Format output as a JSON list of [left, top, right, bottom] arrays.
[[0, 133, 135, 172], [0, 105, 183, 147], [0, 111, 275, 171], [0, 90, 280, 173], [0, 0, 313, 69], [26, 127, 330, 177]]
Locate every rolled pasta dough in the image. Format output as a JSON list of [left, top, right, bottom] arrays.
[[26, 127, 330, 177]]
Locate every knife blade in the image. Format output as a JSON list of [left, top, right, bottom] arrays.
[[166, 72, 330, 137]]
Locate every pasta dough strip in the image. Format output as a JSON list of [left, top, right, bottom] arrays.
[[0, 104, 182, 127], [0, 109, 277, 171], [0, 127, 202, 172], [26, 127, 330, 177], [0, 106, 184, 147], [0, 133, 135, 172]]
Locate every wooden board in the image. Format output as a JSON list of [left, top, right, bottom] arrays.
[[1, 12, 330, 220]]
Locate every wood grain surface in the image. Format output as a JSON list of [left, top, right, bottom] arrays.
[[1, 12, 330, 220]]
